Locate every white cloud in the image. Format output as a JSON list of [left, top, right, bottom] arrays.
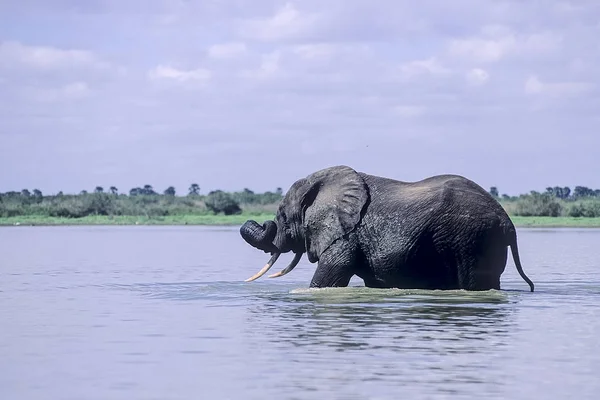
[[2, 0, 600, 197], [63, 81, 90, 97], [0, 41, 108, 70], [552, 1, 585, 14], [524, 76, 544, 94], [207, 42, 247, 59], [239, 52, 282, 80], [449, 35, 513, 63], [292, 43, 334, 59], [147, 65, 211, 83], [397, 57, 451, 81], [20, 81, 91, 102], [239, 2, 321, 41], [393, 105, 426, 118], [569, 58, 588, 74], [466, 68, 489, 86], [448, 26, 562, 63], [524, 75, 592, 97]]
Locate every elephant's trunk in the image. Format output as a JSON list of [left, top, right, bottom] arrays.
[[240, 220, 278, 253], [241, 220, 282, 282]]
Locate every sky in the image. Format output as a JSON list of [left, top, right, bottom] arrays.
[[0, 0, 598, 196]]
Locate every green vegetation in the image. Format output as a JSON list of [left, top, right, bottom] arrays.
[[0, 185, 282, 225], [0, 214, 275, 226], [509, 216, 600, 228], [496, 186, 600, 218], [1, 183, 600, 227]]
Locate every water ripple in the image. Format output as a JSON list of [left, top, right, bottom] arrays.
[[2, 226, 600, 400]]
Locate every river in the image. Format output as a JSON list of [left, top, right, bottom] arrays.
[[1, 226, 599, 399]]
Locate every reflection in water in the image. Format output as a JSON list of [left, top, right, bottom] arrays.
[[247, 289, 516, 352], [243, 288, 518, 396], [3, 226, 600, 400]]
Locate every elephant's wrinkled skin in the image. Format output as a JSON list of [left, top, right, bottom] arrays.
[[240, 165, 534, 292]]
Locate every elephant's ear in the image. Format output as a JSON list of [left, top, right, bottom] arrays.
[[301, 166, 369, 262]]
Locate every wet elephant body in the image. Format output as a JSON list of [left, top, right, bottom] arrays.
[[240, 165, 534, 292]]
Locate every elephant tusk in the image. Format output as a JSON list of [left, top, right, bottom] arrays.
[[268, 252, 303, 278], [244, 252, 281, 282]]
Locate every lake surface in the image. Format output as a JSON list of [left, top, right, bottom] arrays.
[[1, 226, 599, 399]]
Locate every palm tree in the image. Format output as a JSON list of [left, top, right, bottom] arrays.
[[110, 186, 118, 195], [188, 183, 200, 196], [94, 186, 104, 193], [142, 185, 155, 195]]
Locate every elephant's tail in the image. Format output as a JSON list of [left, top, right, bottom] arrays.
[[507, 229, 535, 292]]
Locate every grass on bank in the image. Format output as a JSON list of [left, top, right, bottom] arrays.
[[0, 213, 275, 226], [509, 216, 600, 228], [2, 214, 600, 228]]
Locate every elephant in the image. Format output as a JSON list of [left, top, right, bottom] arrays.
[[240, 165, 534, 292]]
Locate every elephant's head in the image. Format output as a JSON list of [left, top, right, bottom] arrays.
[[240, 165, 369, 282]]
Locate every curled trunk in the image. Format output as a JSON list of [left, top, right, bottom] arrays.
[[240, 220, 278, 253]]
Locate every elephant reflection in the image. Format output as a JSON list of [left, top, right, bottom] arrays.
[[245, 291, 515, 354]]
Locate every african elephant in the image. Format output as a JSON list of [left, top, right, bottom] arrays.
[[240, 165, 534, 292]]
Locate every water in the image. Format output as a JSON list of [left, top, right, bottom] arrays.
[[1, 226, 599, 399]]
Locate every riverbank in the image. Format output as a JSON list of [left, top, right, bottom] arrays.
[[509, 216, 600, 228], [0, 214, 274, 226], [2, 214, 600, 228]]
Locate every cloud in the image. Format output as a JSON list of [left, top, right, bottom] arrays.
[[524, 75, 593, 97], [20, 81, 91, 103], [238, 52, 282, 80], [63, 81, 91, 98], [207, 42, 247, 59], [466, 68, 489, 86], [397, 57, 451, 81], [448, 26, 563, 63], [147, 65, 211, 83], [292, 43, 335, 59], [0, 40, 109, 71], [1, 0, 599, 196], [393, 105, 427, 118], [238, 2, 321, 41]]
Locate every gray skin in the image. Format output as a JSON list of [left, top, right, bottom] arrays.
[[240, 165, 534, 292]]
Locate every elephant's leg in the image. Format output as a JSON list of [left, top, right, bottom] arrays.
[[456, 230, 507, 291], [471, 242, 507, 290], [309, 241, 357, 288]]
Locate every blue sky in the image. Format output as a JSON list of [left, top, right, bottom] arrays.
[[1, 1, 598, 196]]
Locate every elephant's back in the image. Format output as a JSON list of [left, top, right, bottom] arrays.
[[359, 172, 513, 229], [429, 175, 515, 235], [356, 173, 444, 237], [359, 172, 472, 206]]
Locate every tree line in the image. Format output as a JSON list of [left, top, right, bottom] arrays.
[[1, 183, 600, 219], [490, 185, 600, 218], [0, 185, 284, 219]]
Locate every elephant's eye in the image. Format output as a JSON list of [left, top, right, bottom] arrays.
[[280, 211, 291, 231]]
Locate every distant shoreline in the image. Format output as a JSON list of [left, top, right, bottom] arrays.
[[2, 215, 600, 228], [0, 214, 272, 227]]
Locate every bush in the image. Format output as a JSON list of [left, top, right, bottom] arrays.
[[568, 202, 600, 218], [205, 191, 242, 215], [0, 188, 283, 219], [0, 204, 24, 218], [513, 192, 562, 217], [45, 194, 115, 218]]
